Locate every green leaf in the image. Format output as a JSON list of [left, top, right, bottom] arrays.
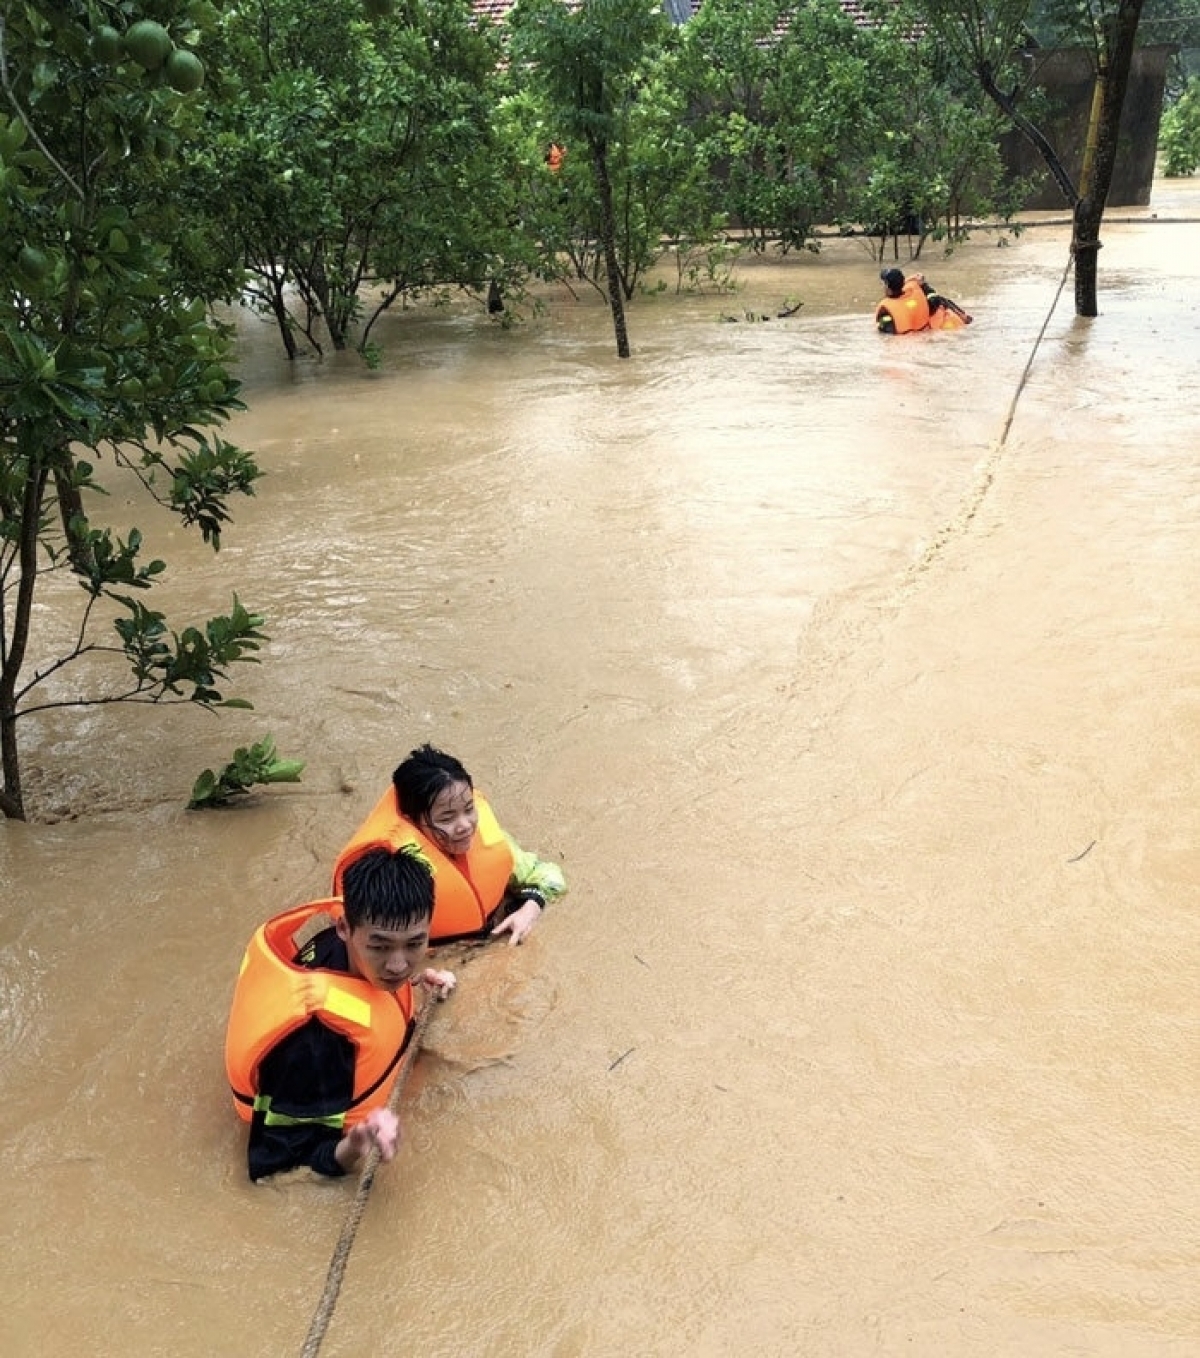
[[187, 736, 305, 809]]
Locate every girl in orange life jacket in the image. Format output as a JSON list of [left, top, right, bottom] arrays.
[[875, 267, 972, 334], [332, 744, 567, 948], [225, 845, 455, 1182]]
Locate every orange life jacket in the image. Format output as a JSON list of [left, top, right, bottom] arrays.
[[225, 899, 415, 1126], [877, 276, 932, 333], [331, 790, 515, 942], [928, 304, 966, 330]]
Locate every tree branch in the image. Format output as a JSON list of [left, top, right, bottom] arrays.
[[0, 17, 86, 201]]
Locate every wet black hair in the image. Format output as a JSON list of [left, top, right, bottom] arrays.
[[341, 845, 434, 931], [392, 743, 473, 823], [880, 267, 905, 296]]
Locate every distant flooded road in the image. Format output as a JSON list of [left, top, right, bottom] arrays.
[[2, 181, 1199, 1357]]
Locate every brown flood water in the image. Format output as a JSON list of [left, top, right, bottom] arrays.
[[3, 182, 1199, 1358]]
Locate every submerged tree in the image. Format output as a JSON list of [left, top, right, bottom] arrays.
[[914, 0, 1148, 315], [191, 0, 513, 360], [661, 0, 1023, 262], [508, 0, 673, 358], [0, 2, 265, 820], [676, 0, 875, 253]]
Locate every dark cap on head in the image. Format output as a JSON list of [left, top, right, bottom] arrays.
[[880, 267, 905, 296]]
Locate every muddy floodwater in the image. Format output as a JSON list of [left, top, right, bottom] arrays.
[[3, 182, 1199, 1358]]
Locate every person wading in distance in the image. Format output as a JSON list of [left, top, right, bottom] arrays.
[[875, 267, 973, 334]]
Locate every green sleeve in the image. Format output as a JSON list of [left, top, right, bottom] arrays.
[[502, 830, 567, 902]]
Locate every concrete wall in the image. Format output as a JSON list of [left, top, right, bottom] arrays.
[[1001, 44, 1176, 209]]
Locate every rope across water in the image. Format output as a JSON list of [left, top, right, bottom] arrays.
[[999, 255, 1073, 446], [904, 253, 1074, 583]]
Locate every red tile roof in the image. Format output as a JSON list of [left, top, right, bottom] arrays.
[[471, 1, 890, 28], [471, 0, 518, 19]]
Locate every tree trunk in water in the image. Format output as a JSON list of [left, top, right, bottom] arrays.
[[0, 709, 21, 820], [0, 462, 49, 820], [1071, 0, 1146, 318], [269, 284, 298, 360], [1072, 197, 1102, 317], [589, 136, 631, 359], [308, 249, 348, 352]]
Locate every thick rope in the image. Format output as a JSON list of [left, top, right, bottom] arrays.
[[907, 254, 1073, 582], [297, 998, 438, 1358], [997, 255, 1073, 447]]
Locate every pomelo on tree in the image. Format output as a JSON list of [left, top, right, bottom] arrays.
[[165, 49, 205, 94], [17, 246, 49, 282], [124, 20, 173, 71], [91, 25, 123, 64]]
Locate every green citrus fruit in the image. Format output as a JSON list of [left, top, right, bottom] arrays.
[[91, 25, 123, 64], [124, 20, 173, 71], [120, 377, 144, 400], [165, 49, 205, 94], [17, 245, 49, 282]]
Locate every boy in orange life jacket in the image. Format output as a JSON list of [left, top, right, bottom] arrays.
[[224, 845, 456, 1182], [332, 744, 567, 948]]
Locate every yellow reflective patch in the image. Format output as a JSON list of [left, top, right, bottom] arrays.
[[323, 984, 371, 1030], [476, 797, 504, 845]]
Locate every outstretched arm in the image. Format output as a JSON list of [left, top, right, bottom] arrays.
[[491, 832, 567, 947], [506, 835, 567, 902]]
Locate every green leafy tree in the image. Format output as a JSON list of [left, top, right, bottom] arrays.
[[508, 0, 673, 358], [190, 0, 515, 360], [633, 55, 732, 292], [913, 0, 1149, 316], [675, 0, 818, 253], [497, 46, 715, 301], [0, 1, 265, 821], [491, 90, 590, 292], [1159, 74, 1200, 170], [850, 29, 1026, 258], [675, 0, 1022, 258]]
